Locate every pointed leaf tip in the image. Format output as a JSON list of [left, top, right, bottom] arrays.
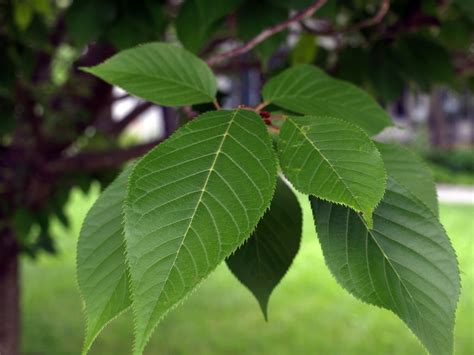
[[124, 109, 277, 353], [77, 164, 134, 354], [81, 42, 217, 106], [311, 177, 460, 355], [278, 116, 386, 219], [226, 179, 302, 321], [260, 299, 269, 322], [375, 142, 439, 217], [262, 64, 392, 136]]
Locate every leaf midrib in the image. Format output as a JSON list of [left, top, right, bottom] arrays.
[[288, 118, 364, 212], [355, 199, 429, 345], [139, 108, 241, 342], [92, 68, 214, 101], [272, 95, 366, 111]]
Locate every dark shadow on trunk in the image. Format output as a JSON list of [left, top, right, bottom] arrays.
[[0, 226, 19, 355]]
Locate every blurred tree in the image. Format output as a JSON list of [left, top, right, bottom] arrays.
[[0, 0, 472, 353]]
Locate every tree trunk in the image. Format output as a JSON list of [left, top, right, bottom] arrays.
[[428, 88, 447, 148], [0, 227, 20, 355]]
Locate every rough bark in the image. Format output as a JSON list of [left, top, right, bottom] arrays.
[[0, 227, 20, 355]]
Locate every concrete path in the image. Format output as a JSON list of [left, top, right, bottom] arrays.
[[437, 184, 474, 205]]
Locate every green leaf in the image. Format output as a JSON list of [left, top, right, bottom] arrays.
[[315, 0, 338, 19], [268, 0, 313, 10], [337, 47, 369, 86], [368, 43, 405, 102], [83, 43, 217, 106], [176, 0, 243, 53], [439, 19, 473, 50], [278, 115, 386, 226], [396, 35, 454, 90], [291, 33, 317, 66], [262, 64, 392, 136], [0, 48, 16, 95], [453, 0, 474, 21], [226, 178, 302, 320], [32, 0, 52, 16], [311, 178, 460, 355], [77, 165, 134, 354], [65, 0, 116, 46], [105, 1, 167, 50], [0, 99, 15, 135], [13, 0, 33, 31], [124, 109, 277, 354], [376, 142, 438, 217], [237, 2, 288, 62]]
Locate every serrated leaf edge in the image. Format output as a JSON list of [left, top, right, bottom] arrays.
[[279, 115, 387, 227], [80, 42, 217, 105], [263, 64, 393, 135], [77, 168, 133, 355], [375, 141, 439, 217], [123, 109, 278, 354], [310, 179, 460, 355], [226, 177, 303, 321]]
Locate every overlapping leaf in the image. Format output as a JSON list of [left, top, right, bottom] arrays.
[[83, 42, 217, 106], [311, 178, 460, 355], [124, 109, 277, 354], [278, 115, 386, 225], [262, 64, 392, 135], [77, 165, 133, 354], [376, 142, 438, 216], [226, 178, 302, 319]]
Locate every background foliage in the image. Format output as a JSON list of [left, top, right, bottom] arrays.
[[0, 0, 472, 354], [1, 0, 472, 257]]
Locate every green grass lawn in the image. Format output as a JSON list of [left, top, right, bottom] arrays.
[[21, 186, 474, 355]]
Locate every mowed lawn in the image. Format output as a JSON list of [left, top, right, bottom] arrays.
[[21, 186, 474, 355]]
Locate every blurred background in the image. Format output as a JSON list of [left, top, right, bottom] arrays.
[[0, 0, 472, 354]]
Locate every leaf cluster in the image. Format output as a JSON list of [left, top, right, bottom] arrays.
[[1, 0, 472, 257], [78, 43, 460, 355]]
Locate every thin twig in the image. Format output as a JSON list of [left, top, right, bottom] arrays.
[[254, 101, 269, 112], [199, 36, 232, 57], [113, 93, 130, 101], [268, 126, 280, 134], [213, 99, 221, 110], [106, 102, 153, 136], [206, 0, 328, 66], [349, 0, 390, 31], [377, 12, 440, 40], [268, 114, 286, 121], [304, 0, 390, 35], [182, 106, 198, 119]]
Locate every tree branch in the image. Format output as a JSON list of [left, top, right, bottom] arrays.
[[303, 0, 390, 35], [104, 102, 154, 136], [348, 0, 390, 32], [206, 0, 327, 66], [113, 93, 130, 102], [378, 11, 440, 40], [452, 51, 474, 76], [46, 139, 163, 173]]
